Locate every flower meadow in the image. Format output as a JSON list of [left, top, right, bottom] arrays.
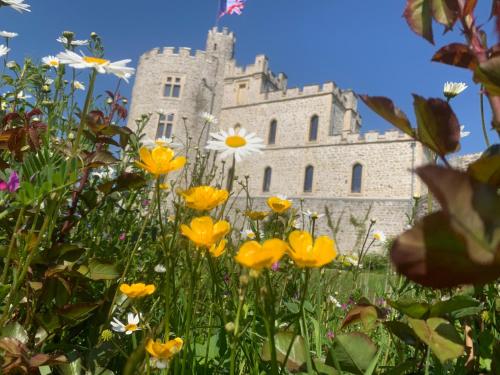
[[0, 1, 499, 375]]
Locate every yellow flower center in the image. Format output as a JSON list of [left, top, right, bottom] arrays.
[[83, 56, 109, 65], [125, 323, 138, 332], [225, 135, 247, 148], [49, 60, 59, 66]]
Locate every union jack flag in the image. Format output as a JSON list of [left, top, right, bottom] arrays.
[[219, 0, 246, 17]]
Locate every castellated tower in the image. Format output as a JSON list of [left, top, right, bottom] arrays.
[[128, 27, 235, 146], [129, 28, 427, 252]]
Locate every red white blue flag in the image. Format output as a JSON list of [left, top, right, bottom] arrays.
[[219, 0, 246, 17]]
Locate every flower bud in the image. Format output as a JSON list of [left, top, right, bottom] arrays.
[[106, 98, 113, 105], [68, 132, 75, 140], [225, 322, 235, 333], [42, 85, 50, 93], [239, 274, 249, 286], [6, 61, 16, 69], [122, 98, 128, 104]]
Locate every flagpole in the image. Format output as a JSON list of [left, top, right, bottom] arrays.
[[214, 0, 220, 28]]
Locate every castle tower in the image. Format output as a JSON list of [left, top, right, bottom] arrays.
[[127, 28, 236, 147]]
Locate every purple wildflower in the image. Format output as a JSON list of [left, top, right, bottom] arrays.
[[118, 233, 126, 241], [0, 171, 20, 193], [271, 261, 280, 272], [326, 331, 335, 340]]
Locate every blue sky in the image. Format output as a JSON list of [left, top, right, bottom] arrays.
[[3, 0, 498, 155]]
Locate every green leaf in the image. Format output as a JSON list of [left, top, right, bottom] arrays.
[[408, 317, 464, 363], [431, 0, 459, 28], [341, 305, 379, 331], [261, 332, 307, 372], [57, 303, 100, 321], [326, 333, 378, 375], [384, 321, 420, 346], [413, 95, 461, 156], [467, 144, 500, 186], [0, 322, 28, 344], [387, 299, 430, 319], [429, 295, 480, 318], [359, 95, 414, 137], [313, 358, 339, 375], [403, 0, 434, 44], [88, 259, 120, 280]]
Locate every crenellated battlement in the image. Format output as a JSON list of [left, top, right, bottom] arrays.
[[141, 46, 210, 60], [225, 55, 287, 90]]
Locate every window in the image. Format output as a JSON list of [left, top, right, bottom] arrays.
[[164, 77, 182, 98], [309, 115, 319, 141], [263, 167, 272, 192], [268, 120, 277, 144], [351, 163, 363, 193], [304, 165, 314, 192], [156, 113, 174, 138], [236, 82, 247, 105]]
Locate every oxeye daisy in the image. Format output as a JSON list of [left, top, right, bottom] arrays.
[[110, 312, 141, 335], [200, 112, 218, 125], [56, 36, 88, 46], [206, 127, 265, 162], [373, 230, 386, 243], [0, 31, 17, 38], [0, 0, 30, 13], [42, 55, 60, 68], [443, 81, 467, 99], [0, 45, 10, 57], [56, 50, 135, 82], [72, 80, 85, 90]]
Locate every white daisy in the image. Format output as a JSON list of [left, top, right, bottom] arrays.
[[327, 295, 342, 308], [56, 36, 88, 46], [206, 127, 265, 162], [302, 209, 325, 220], [42, 55, 60, 68], [0, 31, 17, 38], [44, 78, 54, 85], [200, 112, 218, 125], [373, 230, 386, 243], [56, 50, 135, 82], [460, 125, 470, 138], [443, 81, 467, 99], [154, 264, 167, 273], [1, 0, 30, 13], [73, 80, 85, 91], [241, 229, 257, 240], [110, 312, 141, 335], [0, 44, 10, 57]]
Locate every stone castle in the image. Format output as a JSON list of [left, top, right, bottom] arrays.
[[128, 27, 428, 252]]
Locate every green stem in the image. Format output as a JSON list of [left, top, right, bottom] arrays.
[[0, 207, 25, 284], [72, 69, 97, 155], [480, 88, 491, 148]]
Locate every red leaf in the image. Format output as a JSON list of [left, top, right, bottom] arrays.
[[432, 43, 478, 70], [404, 0, 435, 44]]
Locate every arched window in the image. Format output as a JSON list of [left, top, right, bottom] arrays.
[[309, 115, 319, 141], [304, 165, 314, 192], [263, 167, 272, 192], [268, 120, 277, 144], [351, 163, 363, 193]]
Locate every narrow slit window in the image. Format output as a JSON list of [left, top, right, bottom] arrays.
[[309, 115, 319, 141], [263, 167, 272, 192], [268, 120, 277, 144], [304, 165, 314, 192], [351, 163, 363, 193]]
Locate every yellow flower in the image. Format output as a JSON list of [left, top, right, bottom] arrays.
[[235, 239, 288, 270], [245, 210, 269, 220], [180, 186, 229, 211], [135, 145, 186, 176], [119, 283, 155, 298], [267, 195, 292, 213], [209, 239, 227, 258], [146, 338, 184, 369], [180, 216, 230, 248], [159, 183, 170, 190], [287, 231, 337, 268]]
